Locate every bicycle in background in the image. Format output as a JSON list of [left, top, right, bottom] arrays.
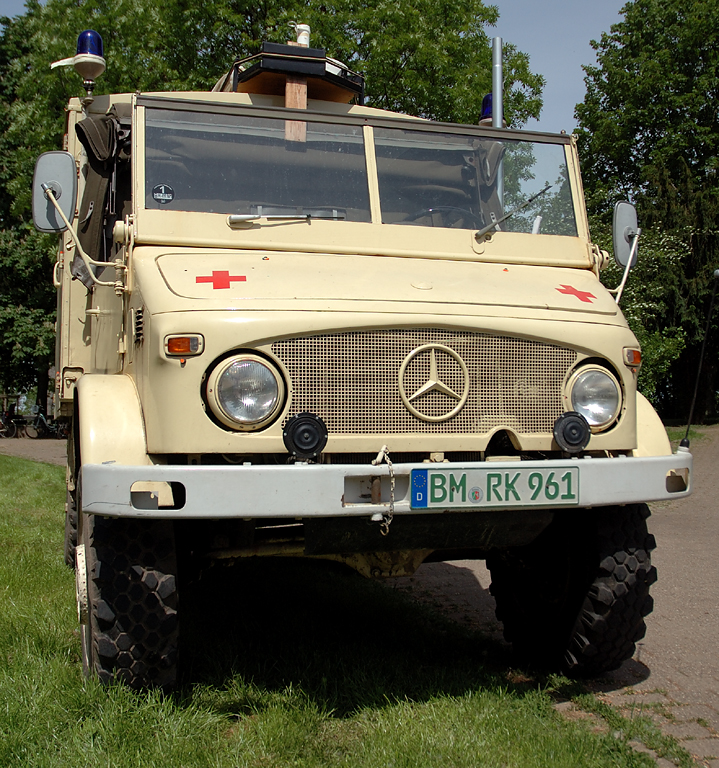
[[0, 414, 17, 438], [25, 409, 69, 440]]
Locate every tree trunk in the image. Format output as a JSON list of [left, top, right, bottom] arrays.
[[36, 363, 49, 414]]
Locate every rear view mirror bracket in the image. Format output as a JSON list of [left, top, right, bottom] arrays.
[[33, 150, 127, 295], [32, 151, 78, 233], [610, 201, 641, 305]]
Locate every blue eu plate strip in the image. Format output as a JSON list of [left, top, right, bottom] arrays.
[[411, 469, 428, 509]]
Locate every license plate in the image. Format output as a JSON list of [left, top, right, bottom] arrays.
[[410, 466, 580, 510]]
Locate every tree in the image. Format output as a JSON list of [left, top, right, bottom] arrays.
[[593, 222, 688, 406], [297, 0, 543, 125], [0, 0, 543, 402], [575, 0, 719, 421], [0, 8, 58, 403]]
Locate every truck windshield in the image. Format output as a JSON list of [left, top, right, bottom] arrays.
[[145, 109, 372, 221], [374, 127, 577, 236], [144, 108, 577, 237]]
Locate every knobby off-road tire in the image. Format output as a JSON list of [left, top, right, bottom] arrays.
[[78, 512, 179, 690], [486, 504, 656, 677], [64, 486, 78, 568]]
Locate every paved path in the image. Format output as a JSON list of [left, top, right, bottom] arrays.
[[0, 435, 66, 465], [390, 428, 719, 767], [598, 426, 719, 767], [4, 430, 717, 764]]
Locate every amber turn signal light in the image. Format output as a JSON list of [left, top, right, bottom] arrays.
[[165, 334, 204, 356]]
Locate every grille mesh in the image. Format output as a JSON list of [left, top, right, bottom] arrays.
[[272, 330, 577, 435]]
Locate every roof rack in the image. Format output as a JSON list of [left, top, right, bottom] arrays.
[[213, 41, 364, 105]]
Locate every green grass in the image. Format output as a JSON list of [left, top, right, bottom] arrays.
[[0, 453, 663, 768], [572, 694, 697, 768], [664, 424, 706, 447]]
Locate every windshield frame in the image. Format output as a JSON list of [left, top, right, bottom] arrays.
[[136, 94, 577, 144], [132, 94, 590, 263]]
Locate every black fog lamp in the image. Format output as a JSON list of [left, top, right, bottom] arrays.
[[283, 412, 328, 460], [553, 412, 591, 454]]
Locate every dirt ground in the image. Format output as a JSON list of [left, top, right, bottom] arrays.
[[0, 435, 67, 466], [2, 430, 717, 765]]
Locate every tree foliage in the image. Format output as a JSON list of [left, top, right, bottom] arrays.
[[0, 0, 543, 397], [576, 0, 719, 221], [576, 0, 719, 420], [595, 223, 688, 405]]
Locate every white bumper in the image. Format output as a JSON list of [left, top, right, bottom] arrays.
[[80, 452, 692, 519]]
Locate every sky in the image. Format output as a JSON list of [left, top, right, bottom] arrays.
[[492, 0, 626, 133], [0, 0, 626, 134]]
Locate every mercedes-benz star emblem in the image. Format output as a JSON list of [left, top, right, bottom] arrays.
[[399, 344, 470, 422]]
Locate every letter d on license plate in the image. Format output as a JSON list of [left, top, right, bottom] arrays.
[[410, 466, 580, 509]]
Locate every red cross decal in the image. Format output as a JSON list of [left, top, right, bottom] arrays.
[[556, 284, 596, 303], [196, 271, 246, 289]]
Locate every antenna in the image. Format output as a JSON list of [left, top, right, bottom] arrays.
[[50, 30, 106, 101], [492, 37, 503, 130], [681, 268, 719, 448]]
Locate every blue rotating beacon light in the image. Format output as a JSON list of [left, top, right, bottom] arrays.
[[51, 30, 106, 100]]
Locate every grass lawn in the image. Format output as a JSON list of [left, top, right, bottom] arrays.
[[0, 453, 680, 767], [664, 425, 707, 448]]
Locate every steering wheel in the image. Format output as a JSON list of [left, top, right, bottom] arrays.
[[404, 206, 482, 228]]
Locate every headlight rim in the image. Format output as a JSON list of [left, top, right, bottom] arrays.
[[206, 353, 286, 431], [566, 365, 622, 432]]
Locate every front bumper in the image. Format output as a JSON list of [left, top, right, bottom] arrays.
[[81, 452, 692, 519]]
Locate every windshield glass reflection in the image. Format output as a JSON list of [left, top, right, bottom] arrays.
[[374, 127, 577, 236]]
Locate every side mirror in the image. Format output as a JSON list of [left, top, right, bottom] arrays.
[[32, 151, 77, 233], [612, 201, 639, 268]]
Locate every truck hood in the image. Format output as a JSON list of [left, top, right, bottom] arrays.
[[145, 250, 621, 321]]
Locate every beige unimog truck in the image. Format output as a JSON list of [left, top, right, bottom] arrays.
[[33, 28, 692, 690]]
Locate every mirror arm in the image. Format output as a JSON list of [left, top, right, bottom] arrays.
[[611, 227, 641, 305], [41, 184, 126, 294]]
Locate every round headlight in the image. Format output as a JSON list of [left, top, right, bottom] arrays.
[[568, 367, 621, 429], [206, 355, 285, 430]]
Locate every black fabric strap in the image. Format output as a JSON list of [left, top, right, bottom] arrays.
[[73, 114, 119, 286], [76, 113, 118, 162]]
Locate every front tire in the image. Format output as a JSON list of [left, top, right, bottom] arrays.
[[64, 486, 78, 568], [487, 505, 656, 676], [77, 510, 179, 690]]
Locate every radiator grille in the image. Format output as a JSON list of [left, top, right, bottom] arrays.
[[272, 330, 577, 435]]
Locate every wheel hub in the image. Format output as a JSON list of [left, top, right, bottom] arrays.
[[75, 543, 88, 623]]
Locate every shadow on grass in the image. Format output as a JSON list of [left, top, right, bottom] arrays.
[[178, 558, 514, 715], [177, 556, 651, 716]]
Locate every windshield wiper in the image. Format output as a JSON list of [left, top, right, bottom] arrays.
[[475, 184, 553, 240], [227, 206, 346, 227]]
